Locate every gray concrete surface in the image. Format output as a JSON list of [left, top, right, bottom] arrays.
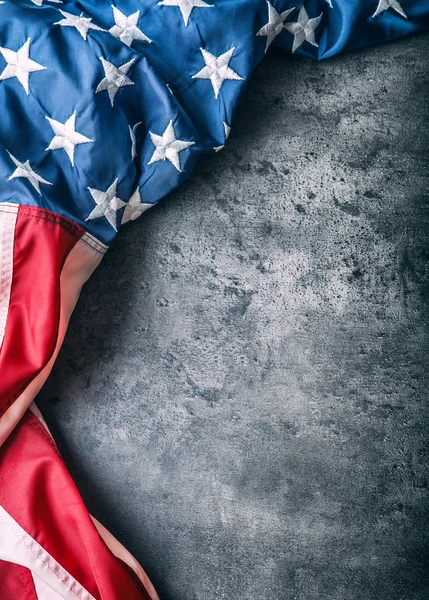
[[38, 34, 429, 600]]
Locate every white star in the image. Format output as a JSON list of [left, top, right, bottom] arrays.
[[192, 48, 243, 99], [283, 6, 323, 53], [96, 57, 135, 106], [256, 2, 295, 52], [372, 0, 407, 18], [45, 112, 93, 166], [109, 7, 151, 46], [86, 179, 126, 231], [121, 188, 153, 224], [129, 122, 141, 160], [7, 152, 52, 195], [31, 0, 62, 5], [54, 10, 104, 40], [214, 121, 231, 152], [0, 38, 46, 95], [158, 0, 212, 26], [148, 120, 194, 172]]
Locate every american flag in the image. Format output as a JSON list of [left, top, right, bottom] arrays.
[[0, 1, 427, 597]]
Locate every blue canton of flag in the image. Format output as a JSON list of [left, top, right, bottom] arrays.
[[0, 0, 427, 245]]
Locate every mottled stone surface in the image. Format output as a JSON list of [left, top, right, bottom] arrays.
[[38, 34, 429, 600]]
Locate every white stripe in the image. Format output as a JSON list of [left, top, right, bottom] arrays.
[[0, 202, 20, 213], [33, 571, 67, 600], [0, 505, 96, 600], [81, 231, 108, 254], [0, 205, 18, 349]]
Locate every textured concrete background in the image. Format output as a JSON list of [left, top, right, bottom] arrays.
[[38, 34, 429, 600]]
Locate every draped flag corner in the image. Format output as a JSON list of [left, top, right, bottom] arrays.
[[0, 0, 428, 597]]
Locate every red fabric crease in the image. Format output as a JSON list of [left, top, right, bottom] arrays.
[[0, 206, 83, 415], [0, 411, 153, 600]]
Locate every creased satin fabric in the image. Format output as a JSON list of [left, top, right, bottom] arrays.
[[0, 1, 428, 598]]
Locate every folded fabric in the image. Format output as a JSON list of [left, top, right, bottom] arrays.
[[0, 1, 427, 598]]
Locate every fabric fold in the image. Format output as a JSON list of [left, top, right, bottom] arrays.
[[0, 0, 428, 597]]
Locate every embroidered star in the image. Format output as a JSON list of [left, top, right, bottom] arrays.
[[158, 0, 212, 26], [372, 0, 407, 18], [45, 112, 93, 166], [148, 120, 194, 172], [214, 121, 231, 152], [86, 179, 126, 231], [121, 188, 153, 224], [109, 7, 151, 46], [192, 48, 243, 99], [129, 122, 141, 160], [283, 5, 323, 53], [96, 57, 135, 106], [54, 10, 104, 40], [0, 39, 46, 95], [256, 2, 295, 52], [7, 152, 52, 195], [31, 0, 62, 5]]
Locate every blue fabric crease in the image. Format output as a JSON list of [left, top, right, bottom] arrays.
[[0, 0, 427, 244]]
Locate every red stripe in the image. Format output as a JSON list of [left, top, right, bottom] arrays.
[[0, 561, 37, 600], [0, 411, 152, 600], [0, 206, 84, 415]]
